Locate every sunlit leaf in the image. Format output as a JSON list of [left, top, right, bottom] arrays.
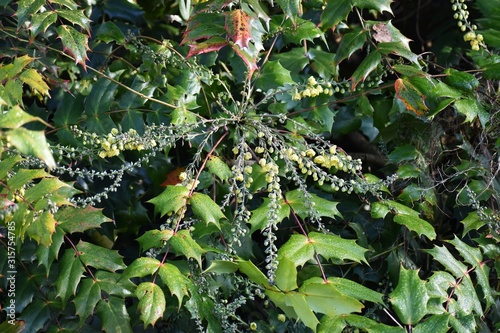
[[286, 292, 320, 331], [0, 105, 49, 129], [26, 210, 56, 246], [5, 128, 56, 169], [56, 206, 112, 233], [276, 0, 301, 22], [16, 0, 45, 30], [389, 266, 429, 325], [206, 155, 233, 182], [248, 198, 290, 233], [413, 314, 450, 333], [56, 9, 91, 32], [256, 60, 294, 91], [454, 98, 489, 127], [334, 27, 367, 65], [170, 229, 206, 267], [327, 277, 383, 304], [136, 229, 174, 253], [203, 260, 239, 274], [190, 192, 226, 229], [135, 282, 166, 327], [353, 0, 393, 15], [275, 256, 298, 291], [148, 185, 189, 217], [57, 24, 89, 69], [19, 68, 50, 96], [158, 263, 191, 307], [394, 78, 428, 115], [121, 257, 161, 280], [186, 37, 228, 58], [225, 9, 252, 49], [285, 189, 342, 220], [29, 11, 57, 38]]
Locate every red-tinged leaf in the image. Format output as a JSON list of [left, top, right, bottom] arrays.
[[54, 249, 86, 307], [56, 25, 89, 69], [394, 78, 428, 115], [16, 0, 45, 30], [225, 9, 252, 49], [230, 42, 259, 77], [186, 37, 228, 59], [181, 13, 226, 45], [135, 282, 166, 328], [56, 206, 113, 233], [26, 210, 56, 246]]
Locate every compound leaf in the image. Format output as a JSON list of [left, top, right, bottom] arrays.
[[136, 229, 174, 253]]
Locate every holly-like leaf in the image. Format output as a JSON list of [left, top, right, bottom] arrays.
[[55, 249, 86, 307], [56, 9, 91, 32], [413, 314, 450, 333], [236, 259, 273, 288], [350, 51, 381, 90], [378, 42, 420, 66], [300, 278, 364, 317], [275, 256, 298, 291], [394, 78, 428, 115], [26, 210, 56, 246], [353, 0, 393, 15], [285, 292, 320, 331], [148, 185, 189, 217], [256, 60, 294, 91], [170, 229, 206, 267], [16, 0, 45, 30], [276, 0, 302, 23], [0, 320, 26, 333], [5, 128, 56, 169], [321, 0, 352, 30], [334, 27, 367, 65], [57, 24, 89, 69], [230, 42, 259, 77], [135, 282, 166, 328], [371, 200, 436, 240], [76, 241, 126, 272], [248, 198, 290, 233], [121, 257, 161, 280], [206, 155, 233, 182], [95, 270, 135, 298], [186, 37, 228, 58], [73, 278, 101, 325], [96, 21, 126, 43], [333, 314, 407, 333], [0, 105, 50, 129], [24, 177, 76, 204], [454, 98, 489, 127], [389, 266, 429, 325], [157, 263, 191, 307], [190, 192, 226, 229], [460, 211, 485, 236], [203, 260, 239, 274], [56, 206, 112, 233], [96, 297, 132, 333], [327, 277, 384, 304], [29, 11, 57, 38], [444, 68, 479, 92], [17, 299, 50, 333], [136, 229, 174, 253], [225, 9, 252, 49], [285, 189, 342, 221]]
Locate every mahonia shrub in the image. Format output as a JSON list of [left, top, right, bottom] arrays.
[[1, 0, 499, 332]]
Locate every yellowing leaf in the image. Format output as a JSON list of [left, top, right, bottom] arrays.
[[206, 155, 233, 182], [19, 68, 50, 96], [5, 128, 56, 169], [225, 9, 252, 49], [394, 78, 428, 115]]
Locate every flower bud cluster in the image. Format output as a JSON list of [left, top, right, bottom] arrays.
[[291, 76, 337, 101], [451, 0, 485, 50]]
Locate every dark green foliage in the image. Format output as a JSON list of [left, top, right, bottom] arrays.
[[1, 0, 499, 332]]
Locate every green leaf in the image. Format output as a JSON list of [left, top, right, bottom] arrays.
[[56, 206, 112, 233], [96, 297, 132, 333], [378, 42, 420, 66], [157, 263, 191, 307], [24, 177, 76, 203], [321, 0, 352, 30], [190, 192, 226, 228], [0, 155, 23, 179], [95, 270, 135, 298], [308, 48, 338, 78], [76, 241, 126, 272], [286, 189, 342, 220], [135, 282, 166, 327], [350, 50, 381, 90], [285, 292, 320, 331], [327, 277, 384, 304], [121, 257, 161, 280], [389, 266, 429, 325], [19, 68, 50, 96], [444, 68, 479, 92], [136, 229, 174, 253], [276, 0, 301, 22], [55, 249, 85, 307], [342, 314, 407, 333], [256, 61, 294, 91], [388, 144, 419, 162], [50, 0, 79, 10], [73, 278, 101, 325], [394, 77, 428, 115], [275, 256, 298, 291], [56, 9, 91, 31], [460, 211, 485, 236], [300, 279, 364, 316], [5, 128, 56, 169], [454, 98, 489, 127], [206, 155, 233, 182], [16, 0, 45, 30], [7, 168, 51, 193], [0, 320, 26, 333], [413, 314, 450, 333], [96, 21, 126, 43], [26, 210, 56, 246], [56, 25, 89, 68], [17, 299, 50, 333], [334, 27, 367, 65], [170, 229, 206, 267], [236, 259, 273, 288], [279, 232, 367, 267], [353, 0, 393, 14], [447, 237, 494, 306], [148, 185, 189, 217], [203, 260, 239, 274]]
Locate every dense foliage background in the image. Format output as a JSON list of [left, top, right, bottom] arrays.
[[1, 0, 499, 332]]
